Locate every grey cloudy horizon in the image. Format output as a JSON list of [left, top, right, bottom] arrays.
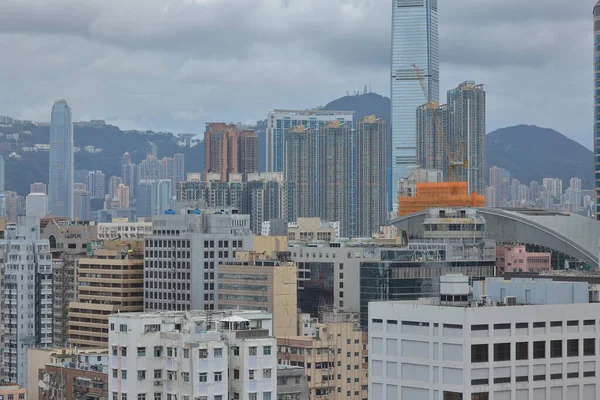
[[0, 0, 595, 147]]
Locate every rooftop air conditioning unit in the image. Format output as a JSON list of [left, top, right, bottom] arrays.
[[504, 296, 517, 306], [479, 295, 491, 306]]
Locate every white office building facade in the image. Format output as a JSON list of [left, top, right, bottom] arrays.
[[144, 210, 252, 312], [369, 278, 600, 400], [108, 310, 277, 400]]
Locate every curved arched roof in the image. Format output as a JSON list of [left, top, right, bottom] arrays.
[[391, 208, 600, 266]]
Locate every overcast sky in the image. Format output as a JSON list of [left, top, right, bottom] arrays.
[[0, 0, 595, 147]]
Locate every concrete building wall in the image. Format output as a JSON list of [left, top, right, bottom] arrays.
[[369, 300, 600, 400], [474, 277, 589, 305], [218, 261, 298, 338], [252, 235, 288, 254]]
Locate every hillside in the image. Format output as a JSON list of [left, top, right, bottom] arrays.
[[1, 121, 204, 195], [486, 125, 594, 189], [322, 92, 391, 123]]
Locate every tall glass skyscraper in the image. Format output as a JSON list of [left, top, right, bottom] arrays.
[[391, 0, 439, 212], [594, 1, 600, 219], [49, 100, 74, 218]]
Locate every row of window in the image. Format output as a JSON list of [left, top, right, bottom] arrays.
[[115, 392, 271, 400], [472, 320, 597, 330], [145, 270, 191, 279], [471, 339, 596, 363], [145, 239, 190, 248], [145, 281, 191, 291], [372, 319, 600, 330], [471, 371, 595, 386], [119, 345, 272, 358]]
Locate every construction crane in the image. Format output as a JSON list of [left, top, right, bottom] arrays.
[[412, 63, 467, 182]]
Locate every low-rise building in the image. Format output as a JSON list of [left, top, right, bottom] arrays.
[[277, 312, 367, 400], [36, 349, 108, 400], [0, 384, 26, 399], [369, 275, 600, 400], [277, 365, 310, 400], [108, 310, 277, 400], [28, 348, 108, 400], [496, 244, 551, 274]]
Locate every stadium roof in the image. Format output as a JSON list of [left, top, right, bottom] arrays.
[[391, 208, 600, 267]]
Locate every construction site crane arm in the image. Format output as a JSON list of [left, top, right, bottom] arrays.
[[411, 63, 467, 182]]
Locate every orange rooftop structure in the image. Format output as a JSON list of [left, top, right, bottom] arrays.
[[398, 182, 484, 216]]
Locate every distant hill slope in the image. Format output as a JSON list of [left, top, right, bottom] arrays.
[[2, 122, 204, 195], [486, 125, 594, 189], [322, 92, 391, 123]]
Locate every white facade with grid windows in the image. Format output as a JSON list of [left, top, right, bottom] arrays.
[[369, 277, 600, 400], [144, 210, 252, 312], [108, 310, 277, 400]]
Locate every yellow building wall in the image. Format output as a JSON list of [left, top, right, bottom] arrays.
[[252, 235, 288, 254], [273, 265, 298, 338]]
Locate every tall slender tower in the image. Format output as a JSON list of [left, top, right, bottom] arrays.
[[49, 100, 74, 218], [447, 81, 486, 195], [416, 103, 449, 176], [355, 115, 387, 237], [391, 0, 439, 212], [318, 121, 354, 237], [285, 125, 317, 222], [0, 156, 5, 217], [595, 1, 600, 219]]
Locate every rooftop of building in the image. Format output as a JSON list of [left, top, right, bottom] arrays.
[[289, 239, 403, 249], [375, 275, 595, 309], [45, 362, 108, 374], [112, 309, 271, 321]]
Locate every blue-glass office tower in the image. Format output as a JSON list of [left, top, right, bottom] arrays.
[[49, 100, 74, 218], [390, 0, 439, 212], [594, 1, 600, 219]]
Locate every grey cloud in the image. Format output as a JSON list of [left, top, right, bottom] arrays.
[[0, 0, 595, 149]]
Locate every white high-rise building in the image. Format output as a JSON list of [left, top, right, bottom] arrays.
[[49, 100, 74, 218], [144, 209, 252, 312], [369, 275, 600, 400], [108, 310, 277, 400], [25, 192, 49, 217], [0, 217, 53, 386]]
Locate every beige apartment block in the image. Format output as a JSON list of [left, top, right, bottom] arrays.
[[277, 313, 368, 400], [68, 241, 144, 348], [218, 252, 297, 337]]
